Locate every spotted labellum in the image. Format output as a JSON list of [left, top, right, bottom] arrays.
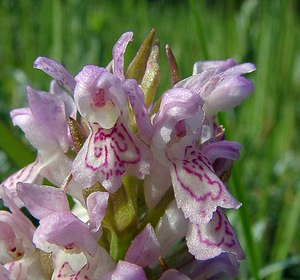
[[0, 29, 255, 279]]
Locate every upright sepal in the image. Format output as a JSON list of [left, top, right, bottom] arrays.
[[33, 57, 76, 93], [112, 32, 134, 80], [122, 78, 153, 142]]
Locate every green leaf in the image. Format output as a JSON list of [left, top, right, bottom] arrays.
[[0, 121, 35, 168]]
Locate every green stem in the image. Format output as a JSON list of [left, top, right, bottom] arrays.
[[102, 182, 138, 261]]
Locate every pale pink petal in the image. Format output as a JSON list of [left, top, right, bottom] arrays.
[[39, 150, 73, 187], [159, 269, 190, 280], [201, 141, 241, 164], [170, 147, 240, 224], [205, 76, 254, 116], [87, 191, 109, 238], [10, 108, 49, 152], [33, 56, 76, 93], [176, 59, 255, 116], [125, 224, 160, 268], [180, 252, 240, 279], [201, 140, 241, 178], [112, 32, 134, 80], [50, 80, 77, 119], [0, 264, 12, 280], [152, 88, 203, 149], [72, 121, 150, 193], [144, 158, 172, 209], [27, 86, 70, 151], [107, 261, 146, 280], [11, 88, 70, 153], [33, 212, 98, 256], [122, 79, 153, 142], [52, 247, 115, 280], [155, 200, 188, 257], [192, 59, 237, 75], [223, 62, 256, 76], [1, 159, 43, 208], [17, 183, 69, 220], [186, 209, 245, 260], [0, 187, 35, 240], [74, 66, 127, 128], [4, 255, 44, 280]]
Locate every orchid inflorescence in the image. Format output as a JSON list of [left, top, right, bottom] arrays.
[[0, 30, 255, 280]]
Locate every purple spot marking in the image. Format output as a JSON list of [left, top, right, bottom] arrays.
[[65, 243, 74, 249], [84, 121, 141, 181], [4, 160, 39, 187], [173, 154, 222, 202], [196, 211, 236, 249]]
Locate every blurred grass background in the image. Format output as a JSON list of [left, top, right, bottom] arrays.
[[0, 0, 299, 279]]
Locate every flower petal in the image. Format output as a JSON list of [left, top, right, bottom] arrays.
[[17, 183, 69, 220], [159, 269, 190, 280], [170, 147, 240, 224], [205, 76, 254, 116], [11, 87, 70, 152], [176, 59, 255, 116], [144, 158, 172, 209], [179, 252, 240, 279], [0, 264, 12, 280], [107, 261, 146, 280], [52, 246, 115, 279], [112, 32, 134, 80], [33, 57, 76, 93], [50, 80, 77, 119], [26, 86, 70, 151], [4, 255, 44, 280], [155, 200, 188, 257], [87, 191, 109, 238], [1, 159, 43, 208], [74, 66, 129, 128], [33, 212, 98, 255], [0, 187, 35, 240], [186, 209, 245, 260], [122, 79, 153, 142], [73, 121, 150, 192], [125, 224, 160, 268], [192, 59, 237, 75], [153, 88, 203, 149], [201, 140, 242, 164]]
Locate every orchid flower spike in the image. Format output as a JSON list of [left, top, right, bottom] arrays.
[[1, 30, 255, 280]]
